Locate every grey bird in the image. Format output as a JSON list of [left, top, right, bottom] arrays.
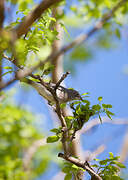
[[21, 78, 82, 105]]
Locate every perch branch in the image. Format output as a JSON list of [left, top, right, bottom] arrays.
[[58, 153, 102, 180]]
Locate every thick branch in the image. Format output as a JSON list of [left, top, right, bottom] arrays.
[[12, 0, 62, 39], [58, 153, 102, 180]]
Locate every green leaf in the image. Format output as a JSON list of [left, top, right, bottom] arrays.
[[111, 175, 123, 180], [50, 128, 61, 134], [106, 110, 112, 120], [2, 71, 13, 76], [82, 92, 90, 96], [62, 164, 72, 173], [98, 96, 103, 101], [4, 66, 13, 70], [66, 116, 75, 120], [115, 28, 121, 39], [102, 104, 112, 109], [109, 152, 114, 158], [60, 103, 66, 109], [47, 135, 60, 143], [115, 162, 126, 169], [99, 159, 108, 165], [60, 22, 69, 35], [82, 100, 90, 105], [92, 164, 99, 168], [92, 104, 101, 111], [64, 173, 72, 180], [106, 110, 115, 116]]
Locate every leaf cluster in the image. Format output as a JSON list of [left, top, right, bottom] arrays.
[[93, 152, 126, 180], [66, 95, 114, 130]]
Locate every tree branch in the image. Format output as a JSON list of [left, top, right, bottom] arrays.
[[58, 153, 102, 180]]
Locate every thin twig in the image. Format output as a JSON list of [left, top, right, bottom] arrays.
[[55, 71, 70, 90]]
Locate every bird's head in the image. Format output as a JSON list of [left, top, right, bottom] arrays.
[[68, 89, 83, 101]]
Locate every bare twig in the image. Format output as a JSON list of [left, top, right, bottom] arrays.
[[58, 153, 102, 180], [55, 71, 70, 90], [12, 0, 62, 39]]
